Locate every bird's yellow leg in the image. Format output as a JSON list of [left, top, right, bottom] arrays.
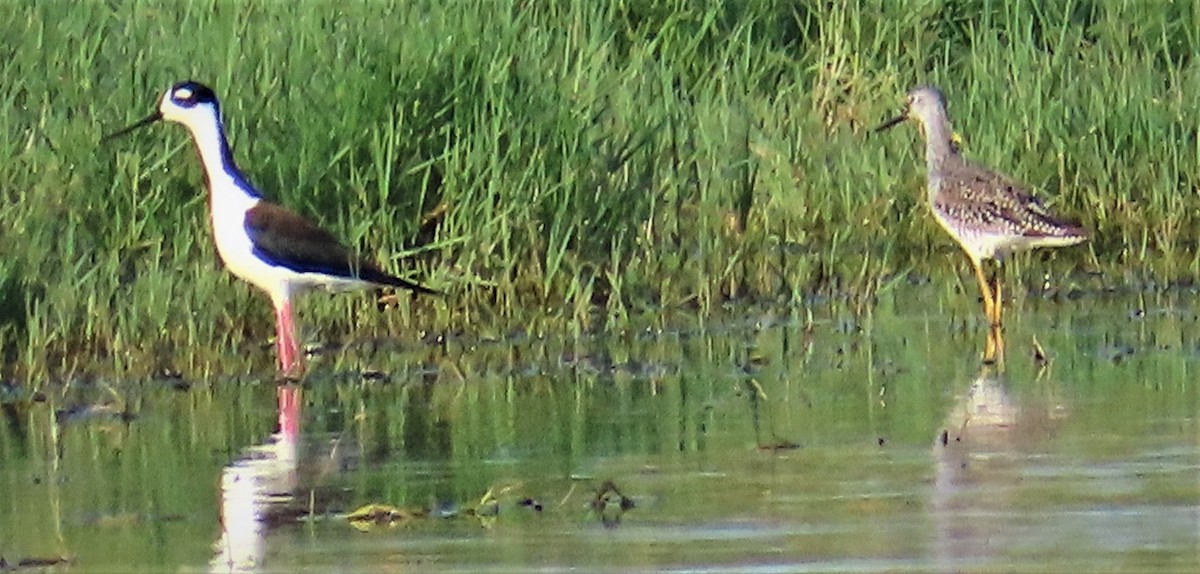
[[983, 324, 1005, 367], [970, 258, 996, 326], [991, 262, 1003, 327]]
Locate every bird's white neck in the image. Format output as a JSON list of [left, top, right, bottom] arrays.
[[180, 109, 261, 204]]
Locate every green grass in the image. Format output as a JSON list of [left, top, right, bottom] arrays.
[[1, 0, 1197, 381]]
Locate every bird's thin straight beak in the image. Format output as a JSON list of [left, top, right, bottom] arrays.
[[102, 111, 164, 142], [873, 112, 908, 132]]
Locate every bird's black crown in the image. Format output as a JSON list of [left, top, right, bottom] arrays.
[[168, 81, 218, 107]]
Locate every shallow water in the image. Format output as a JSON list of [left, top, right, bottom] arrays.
[[2, 286, 1199, 572]]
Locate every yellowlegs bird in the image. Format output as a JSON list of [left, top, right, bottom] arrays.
[[105, 81, 436, 377], [875, 86, 1087, 327]]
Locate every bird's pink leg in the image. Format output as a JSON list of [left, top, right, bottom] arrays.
[[275, 299, 304, 377], [276, 384, 302, 438]]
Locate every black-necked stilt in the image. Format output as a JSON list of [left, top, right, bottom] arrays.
[[105, 81, 436, 377]]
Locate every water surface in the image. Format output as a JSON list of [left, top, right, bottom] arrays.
[[1, 287, 1198, 572]]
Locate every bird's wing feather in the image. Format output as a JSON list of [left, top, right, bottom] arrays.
[[934, 159, 1085, 239], [244, 202, 437, 294]]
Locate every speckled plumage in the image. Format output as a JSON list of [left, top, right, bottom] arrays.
[[876, 86, 1087, 328], [929, 152, 1087, 262]]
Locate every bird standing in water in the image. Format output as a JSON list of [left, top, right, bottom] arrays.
[[875, 86, 1087, 327], [105, 81, 436, 378]]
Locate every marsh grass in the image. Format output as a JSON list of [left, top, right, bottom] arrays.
[[1, 0, 1196, 380]]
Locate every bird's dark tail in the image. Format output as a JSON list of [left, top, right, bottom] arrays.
[[380, 273, 439, 295], [366, 270, 437, 296], [356, 258, 438, 295]]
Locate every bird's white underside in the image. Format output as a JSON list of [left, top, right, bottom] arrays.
[[934, 213, 1086, 262], [180, 102, 374, 307]]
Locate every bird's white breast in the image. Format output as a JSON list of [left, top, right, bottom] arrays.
[[207, 176, 286, 296]]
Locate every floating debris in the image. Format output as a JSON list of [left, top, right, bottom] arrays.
[[591, 480, 635, 528], [517, 497, 544, 512], [346, 503, 427, 531], [757, 439, 802, 452], [0, 555, 74, 570], [344, 483, 543, 532], [462, 483, 535, 528]]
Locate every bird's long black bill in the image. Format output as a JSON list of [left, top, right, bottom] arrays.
[[872, 113, 908, 132], [102, 111, 163, 142]]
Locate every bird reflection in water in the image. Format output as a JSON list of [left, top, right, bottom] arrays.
[[932, 326, 1070, 570], [211, 385, 302, 573]]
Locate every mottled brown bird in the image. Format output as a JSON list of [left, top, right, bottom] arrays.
[[876, 86, 1087, 327]]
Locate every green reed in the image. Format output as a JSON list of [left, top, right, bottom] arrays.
[[0, 0, 1196, 380]]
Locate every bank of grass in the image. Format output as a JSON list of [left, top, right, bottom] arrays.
[[1, 0, 1197, 380]]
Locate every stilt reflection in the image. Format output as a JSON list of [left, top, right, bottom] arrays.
[[211, 386, 302, 573]]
